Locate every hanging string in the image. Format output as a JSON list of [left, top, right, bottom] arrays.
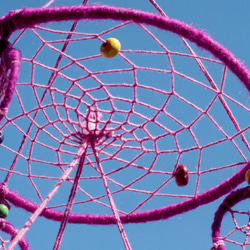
[[53, 141, 89, 250], [7, 144, 88, 250], [90, 138, 132, 250]]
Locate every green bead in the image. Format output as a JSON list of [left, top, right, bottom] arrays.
[[0, 204, 9, 218]]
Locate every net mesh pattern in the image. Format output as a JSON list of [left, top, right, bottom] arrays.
[[0, 2, 249, 249], [211, 186, 250, 250], [2, 18, 248, 213]]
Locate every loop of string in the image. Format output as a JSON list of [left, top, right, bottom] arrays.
[[210, 240, 225, 250]]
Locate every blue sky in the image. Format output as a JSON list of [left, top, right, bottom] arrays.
[[0, 1, 249, 249]]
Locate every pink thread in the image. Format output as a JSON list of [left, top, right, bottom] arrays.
[[0, 5, 249, 90], [3, 162, 250, 225], [0, 219, 30, 250], [0, 107, 8, 116], [211, 185, 250, 250], [0, 47, 21, 122], [90, 139, 132, 250], [210, 240, 225, 250], [8, 145, 88, 249], [0, 4, 249, 249], [53, 143, 89, 249]]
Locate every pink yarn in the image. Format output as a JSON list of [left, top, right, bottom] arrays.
[[211, 186, 250, 250], [0, 219, 30, 249], [2, 161, 250, 224], [0, 5, 249, 91], [0, 4, 249, 249], [0, 46, 21, 122], [0, 3, 249, 226]]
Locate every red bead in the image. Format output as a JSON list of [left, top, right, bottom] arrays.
[[175, 164, 189, 186]]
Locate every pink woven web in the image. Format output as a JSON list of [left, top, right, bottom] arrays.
[[211, 186, 250, 250], [0, 219, 29, 250], [0, 1, 249, 249]]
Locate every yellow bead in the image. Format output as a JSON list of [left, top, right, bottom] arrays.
[[245, 169, 250, 185], [100, 38, 121, 58]]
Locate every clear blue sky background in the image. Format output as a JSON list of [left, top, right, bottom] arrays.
[[0, 1, 249, 249]]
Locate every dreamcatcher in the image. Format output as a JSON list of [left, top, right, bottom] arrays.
[[0, 0, 249, 249]]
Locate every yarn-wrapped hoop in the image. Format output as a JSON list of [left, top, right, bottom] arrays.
[[211, 185, 250, 250], [0, 219, 30, 250], [0, 6, 249, 89], [0, 41, 21, 122], [0, 4, 249, 250]]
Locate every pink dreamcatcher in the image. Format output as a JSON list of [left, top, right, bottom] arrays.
[[0, 0, 249, 249], [211, 185, 250, 249]]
